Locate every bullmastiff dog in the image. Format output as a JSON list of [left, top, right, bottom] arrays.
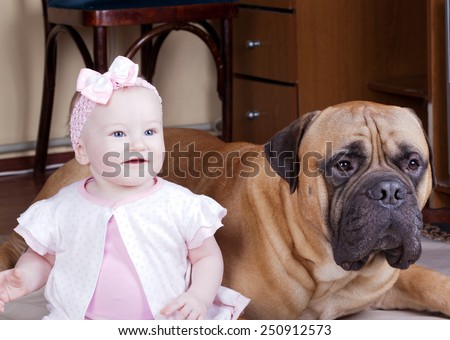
[[1, 101, 450, 319]]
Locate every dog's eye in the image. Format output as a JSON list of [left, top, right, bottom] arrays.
[[398, 153, 423, 177], [408, 159, 421, 171], [327, 151, 361, 186], [335, 160, 353, 173]]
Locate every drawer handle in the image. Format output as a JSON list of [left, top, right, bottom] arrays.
[[246, 111, 261, 120], [246, 40, 261, 49]]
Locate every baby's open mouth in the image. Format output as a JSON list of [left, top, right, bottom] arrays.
[[123, 157, 147, 164]]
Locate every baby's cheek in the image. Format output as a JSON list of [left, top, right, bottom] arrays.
[[150, 151, 165, 174]]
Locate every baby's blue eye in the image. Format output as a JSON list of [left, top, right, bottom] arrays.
[[112, 131, 125, 137], [144, 129, 154, 136]]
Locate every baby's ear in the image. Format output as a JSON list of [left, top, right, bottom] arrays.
[[74, 141, 90, 165]]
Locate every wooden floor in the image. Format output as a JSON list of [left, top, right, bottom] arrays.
[[0, 170, 449, 237]]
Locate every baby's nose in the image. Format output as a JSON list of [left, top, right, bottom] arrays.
[[129, 136, 145, 151]]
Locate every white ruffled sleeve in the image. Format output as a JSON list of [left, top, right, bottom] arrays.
[[185, 195, 227, 249], [14, 200, 57, 256]]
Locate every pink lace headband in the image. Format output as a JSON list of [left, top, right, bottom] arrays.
[[69, 56, 162, 149]]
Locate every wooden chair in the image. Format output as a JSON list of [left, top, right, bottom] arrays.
[[35, 0, 238, 175]]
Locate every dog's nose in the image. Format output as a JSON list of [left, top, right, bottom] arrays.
[[366, 180, 407, 207]]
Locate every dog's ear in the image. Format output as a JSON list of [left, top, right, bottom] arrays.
[[264, 110, 320, 193]]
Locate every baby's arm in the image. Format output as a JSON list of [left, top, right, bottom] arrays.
[[161, 237, 224, 320], [0, 248, 54, 312]]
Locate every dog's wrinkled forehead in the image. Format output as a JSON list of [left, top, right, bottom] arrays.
[[301, 101, 429, 158]]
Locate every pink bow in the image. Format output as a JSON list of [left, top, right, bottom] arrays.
[[76, 56, 139, 105]]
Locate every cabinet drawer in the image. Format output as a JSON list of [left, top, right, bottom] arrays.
[[233, 8, 297, 83], [232, 77, 298, 144]]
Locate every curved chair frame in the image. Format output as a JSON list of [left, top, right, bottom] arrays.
[[125, 22, 224, 97]]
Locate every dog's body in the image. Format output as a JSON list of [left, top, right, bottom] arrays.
[[1, 101, 450, 319]]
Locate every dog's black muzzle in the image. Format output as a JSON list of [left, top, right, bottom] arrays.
[[332, 174, 423, 271]]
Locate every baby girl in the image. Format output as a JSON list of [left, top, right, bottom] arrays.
[[0, 56, 249, 320]]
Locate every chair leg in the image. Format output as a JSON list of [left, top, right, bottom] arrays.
[[147, 32, 171, 82], [221, 18, 233, 142], [140, 24, 153, 80], [34, 38, 57, 176], [94, 27, 108, 72], [34, 24, 94, 176]]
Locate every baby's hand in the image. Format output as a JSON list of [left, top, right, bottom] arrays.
[[0, 269, 29, 313], [160, 291, 209, 320]]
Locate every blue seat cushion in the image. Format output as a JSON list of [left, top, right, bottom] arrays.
[[48, 0, 237, 11]]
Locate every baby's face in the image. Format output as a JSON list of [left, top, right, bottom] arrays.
[[77, 86, 165, 187]]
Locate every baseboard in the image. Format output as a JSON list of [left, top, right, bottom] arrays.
[[0, 152, 74, 173]]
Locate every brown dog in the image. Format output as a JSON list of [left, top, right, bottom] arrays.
[[1, 101, 449, 319]]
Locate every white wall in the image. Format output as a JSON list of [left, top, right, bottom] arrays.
[[0, 1, 220, 157]]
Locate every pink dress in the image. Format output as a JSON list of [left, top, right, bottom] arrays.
[[85, 216, 154, 319], [15, 177, 250, 319]]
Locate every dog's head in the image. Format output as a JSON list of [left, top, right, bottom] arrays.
[[264, 101, 436, 271]]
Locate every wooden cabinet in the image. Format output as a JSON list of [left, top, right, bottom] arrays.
[[232, 0, 450, 207], [233, 6, 297, 83], [232, 1, 297, 143], [233, 78, 297, 143], [233, 0, 429, 143], [428, 0, 450, 207]]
